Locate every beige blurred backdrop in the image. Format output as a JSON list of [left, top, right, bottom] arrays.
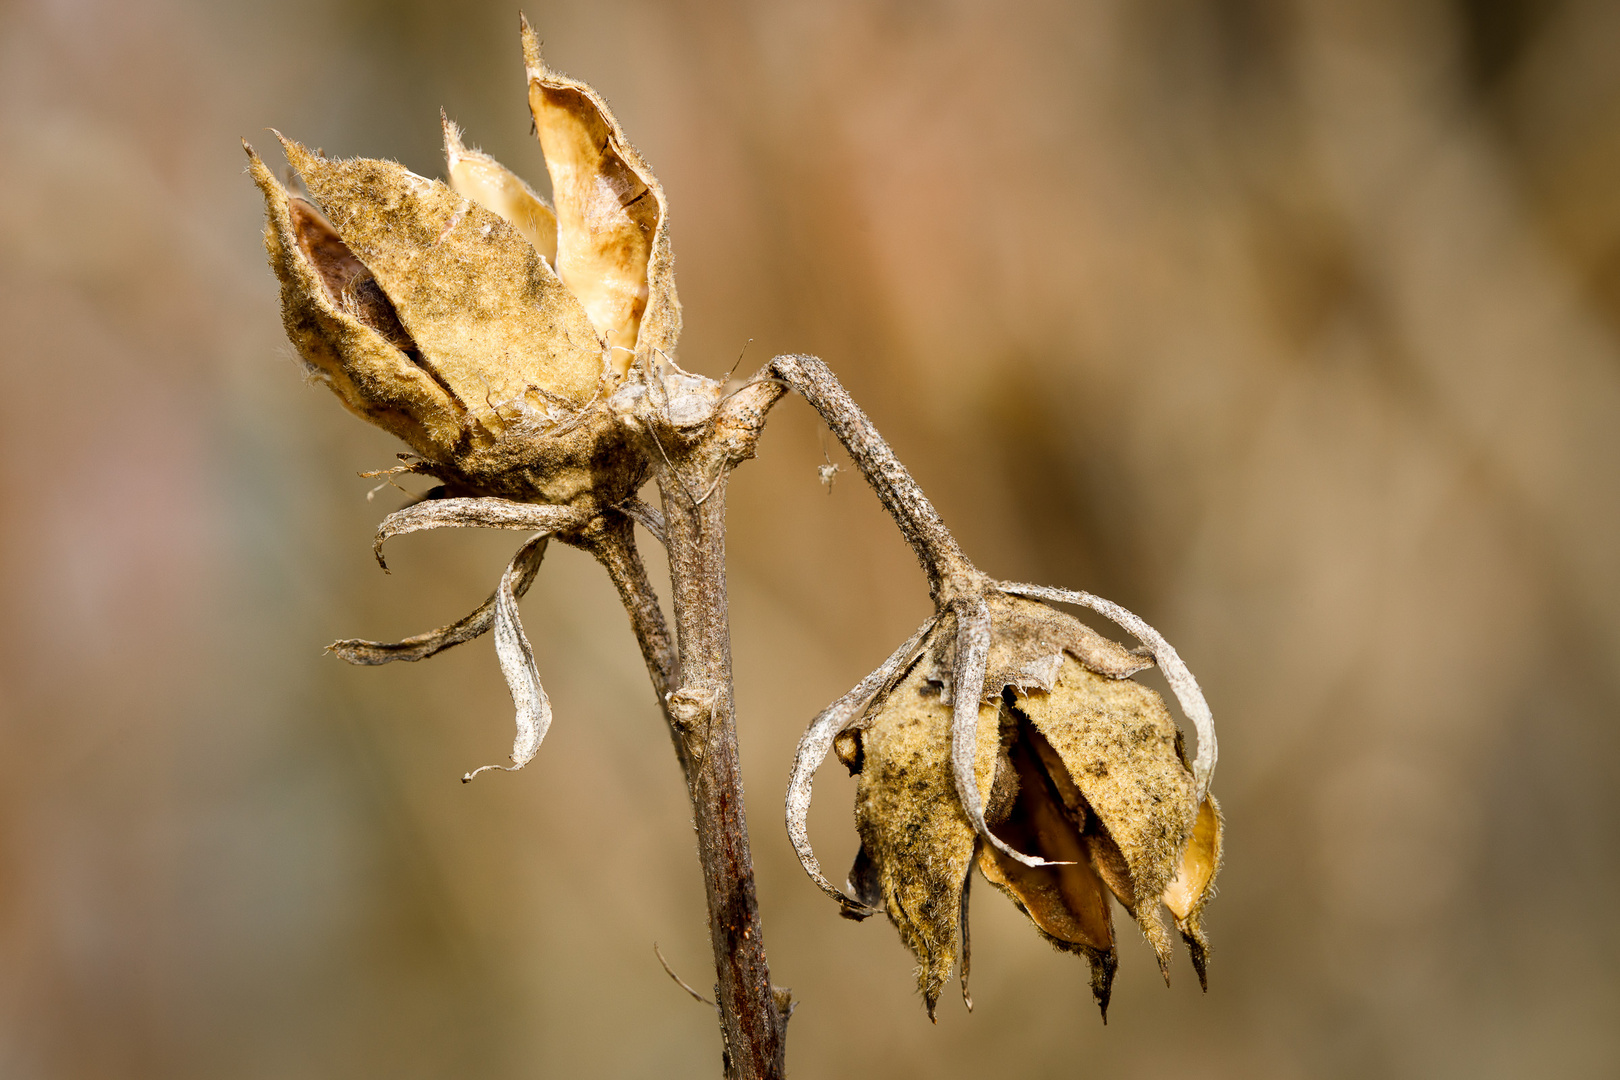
[[3, 0, 1619, 1076]]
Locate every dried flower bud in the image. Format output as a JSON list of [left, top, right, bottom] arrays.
[[244, 16, 677, 511], [791, 590, 1221, 1019]]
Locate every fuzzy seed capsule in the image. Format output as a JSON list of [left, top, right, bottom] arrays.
[[830, 594, 1222, 1019], [246, 17, 680, 511]]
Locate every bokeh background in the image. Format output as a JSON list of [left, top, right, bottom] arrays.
[[3, 0, 1619, 1076]]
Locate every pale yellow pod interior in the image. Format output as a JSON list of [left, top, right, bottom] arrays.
[[1162, 795, 1221, 920], [445, 126, 559, 266]]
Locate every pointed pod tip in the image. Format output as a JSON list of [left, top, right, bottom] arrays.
[[441, 111, 466, 166], [518, 12, 545, 76], [275, 132, 319, 177], [243, 141, 279, 195]]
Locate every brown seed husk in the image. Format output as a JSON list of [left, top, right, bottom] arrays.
[[975, 721, 1122, 1016], [1014, 654, 1198, 975], [280, 136, 606, 417], [852, 645, 1000, 1017], [522, 18, 679, 369]]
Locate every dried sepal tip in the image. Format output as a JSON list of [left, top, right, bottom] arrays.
[[1162, 794, 1222, 990], [329, 534, 549, 665], [465, 533, 555, 782]]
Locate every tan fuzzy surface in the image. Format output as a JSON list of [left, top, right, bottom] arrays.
[[247, 147, 457, 459], [1015, 656, 1197, 909], [253, 141, 646, 511], [283, 139, 606, 419], [852, 649, 1001, 1012]]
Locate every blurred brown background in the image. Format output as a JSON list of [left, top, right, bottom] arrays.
[[3, 0, 1618, 1076]]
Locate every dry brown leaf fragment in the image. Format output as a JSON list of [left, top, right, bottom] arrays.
[[464, 535, 556, 782], [328, 533, 550, 665]]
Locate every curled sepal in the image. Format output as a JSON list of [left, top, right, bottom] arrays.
[[785, 617, 936, 916], [1162, 794, 1223, 990], [443, 113, 558, 265], [465, 538, 554, 781], [521, 15, 680, 367], [329, 535, 548, 664], [950, 596, 1061, 870], [999, 581, 1217, 804], [372, 497, 590, 569]]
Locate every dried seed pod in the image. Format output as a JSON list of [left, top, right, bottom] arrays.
[[796, 590, 1220, 1020], [246, 20, 681, 511], [245, 27, 694, 777], [842, 622, 998, 1019]]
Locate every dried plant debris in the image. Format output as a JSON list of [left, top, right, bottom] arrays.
[[790, 589, 1221, 1019]]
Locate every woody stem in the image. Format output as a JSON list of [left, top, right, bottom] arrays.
[[653, 375, 788, 1080], [579, 512, 692, 782], [767, 354, 979, 600]]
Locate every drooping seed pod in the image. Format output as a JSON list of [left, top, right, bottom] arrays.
[[791, 590, 1221, 1019]]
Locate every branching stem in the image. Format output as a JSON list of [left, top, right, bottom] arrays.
[[626, 357, 982, 1077], [768, 354, 980, 599]]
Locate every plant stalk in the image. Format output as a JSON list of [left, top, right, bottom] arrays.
[[646, 374, 789, 1079], [768, 354, 978, 598]]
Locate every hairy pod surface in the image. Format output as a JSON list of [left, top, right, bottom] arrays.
[[246, 17, 680, 513], [834, 594, 1222, 1019]]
